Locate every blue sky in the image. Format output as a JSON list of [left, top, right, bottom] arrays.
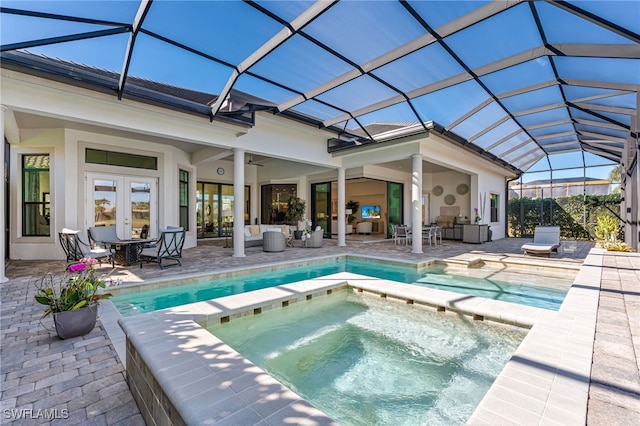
[[2, 0, 634, 177]]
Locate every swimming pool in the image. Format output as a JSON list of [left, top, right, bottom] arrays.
[[208, 290, 527, 425], [111, 258, 574, 315]]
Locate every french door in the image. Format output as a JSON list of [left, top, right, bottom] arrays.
[[86, 173, 157, 239]]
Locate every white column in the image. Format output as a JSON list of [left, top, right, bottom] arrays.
[[337, 167, 346, 247], [0, 106, 8, 282], [411, 154, 423, 254], [232, 148, 246, 257]]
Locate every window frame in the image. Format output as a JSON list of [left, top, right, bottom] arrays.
[[179, 169, 190, 231], [85, 148, 158, 170], [490, 193, 499, 223], [21, 153, 51, 237]]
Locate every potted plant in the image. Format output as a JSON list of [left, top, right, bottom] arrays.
[[474, 208, 481, 224], [34, 258, 112, 339], [285, 195, 307, 239], [346, 200, 360, 224]]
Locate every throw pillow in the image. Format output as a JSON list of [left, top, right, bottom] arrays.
[[244, 227, 251, 238], [249, 225, 260, 236]]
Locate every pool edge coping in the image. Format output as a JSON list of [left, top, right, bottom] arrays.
[[117, 271, 568, 426], [466, 249, 603, 425]]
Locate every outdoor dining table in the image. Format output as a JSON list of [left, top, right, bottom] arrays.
[[105, 239, 153, 266]]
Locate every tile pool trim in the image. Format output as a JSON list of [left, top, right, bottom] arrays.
[[117, 264, 583, 426]]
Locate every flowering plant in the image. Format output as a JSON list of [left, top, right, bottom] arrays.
[[34, 258, 112, 318], [300, 219, 314, 240], [302, 218, 313, 240], [474, 208, 481, 224]]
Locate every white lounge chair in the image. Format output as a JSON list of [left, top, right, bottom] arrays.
[[521, 226, 561, 256], [356, 222, 373, 234]]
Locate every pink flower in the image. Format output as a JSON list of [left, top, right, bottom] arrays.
[[80, 258, 98, 266], [67, 263, 86, 273]]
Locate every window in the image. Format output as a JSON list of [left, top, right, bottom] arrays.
[[86, 148, 157, 170], [490, 193, 499, 222], [22, 154, 50, 236], [179, 169, 189, 230], [261, 184, 297, 224]]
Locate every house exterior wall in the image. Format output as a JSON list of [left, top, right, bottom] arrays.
[[3, 68, 518, 261], [8, 126, 200, 260], [418, 134, 514, 240]]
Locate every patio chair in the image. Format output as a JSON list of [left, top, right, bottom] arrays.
[[305, 227, 324, 248], [394, 226, 412, 245], [521, 226, 561, 257], [422, 227, 435, 246], [140, 227, 185, 269], [432, 226, 443, 245], [59, 228, 113, 266], [88, 225, 121, 249]]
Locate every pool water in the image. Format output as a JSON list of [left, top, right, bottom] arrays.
[[208, 291, 526, 425], [111, 259, 574, 316]]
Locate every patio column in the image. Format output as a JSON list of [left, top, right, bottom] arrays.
[[0, 106, 7, 282], [411, 154, 423, 254], [337, 167, 346, 247], [232, 148, 246, 257]]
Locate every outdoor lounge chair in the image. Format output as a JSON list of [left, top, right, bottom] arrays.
[[59, 228, 113, 266], [139, 227, 185, 269], [356, 222, 373, 234], [263, 231, 286, 252], [305, 227, 324, 248], [521, 226, 561, 256]]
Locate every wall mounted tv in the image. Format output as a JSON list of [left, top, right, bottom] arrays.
[[361, 205, 381, 219]]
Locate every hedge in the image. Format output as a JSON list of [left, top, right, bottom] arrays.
[[507, 193, 621, 240]]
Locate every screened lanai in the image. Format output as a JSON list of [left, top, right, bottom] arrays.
[[1, 0, 639, 247]]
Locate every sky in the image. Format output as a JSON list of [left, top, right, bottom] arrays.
[[2, 0, 636, 177]]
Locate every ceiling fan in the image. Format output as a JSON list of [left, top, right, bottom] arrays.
[[247, 155, 264, 167]]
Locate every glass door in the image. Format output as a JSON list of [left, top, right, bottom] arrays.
[[86, 173, 157, 239], [129, 178, 153, 239], [387, 182, 403, 237], [311, 182, 331, 237], [196, 183, 250, 238]]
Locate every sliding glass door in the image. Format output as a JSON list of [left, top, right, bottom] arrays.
[[311, 182, 331, 237], [387, 182, 403, 237], [196, 182, 249, 238]]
